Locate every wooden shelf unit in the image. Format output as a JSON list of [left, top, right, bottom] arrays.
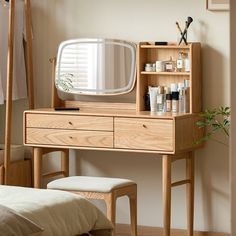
[[136, 42, 201, 114]]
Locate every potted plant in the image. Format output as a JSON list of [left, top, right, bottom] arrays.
[[196, 106, 230, 145]]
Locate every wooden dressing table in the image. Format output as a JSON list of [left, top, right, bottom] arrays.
[[23, 42, 203, 236]]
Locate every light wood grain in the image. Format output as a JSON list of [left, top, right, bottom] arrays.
[[186, 152, 195, 236], [64, 101, 136, 110], [24, 41, 202, 236], [162, 155, 172, 236], [136, 42, 201, 115], [9, 159, 32, 186], [53, 184, 137, 236], [26, 113, 113, 131], [0, 159, 32, 186], [136, 43, 148, 111], [24, 0, 34, 109], [114, 118, 173, 151], [174, 115, 204, 152], [25, 108, 192, 119], [0, 165, 4, 184], [190, 43, 202, 113], [33, 147, 69, 188], [116, 224, 229, 236], [4, 0, 15, 185], [26, 128, 113, 148], [33, 148, 42, 188], [3, 0, 34, 187], [61, 149, 69, 177]]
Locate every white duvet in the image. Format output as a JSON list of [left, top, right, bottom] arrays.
[[0, 185, 113, 236]]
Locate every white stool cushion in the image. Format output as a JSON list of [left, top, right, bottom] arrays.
[[47, 176, 135, 193]]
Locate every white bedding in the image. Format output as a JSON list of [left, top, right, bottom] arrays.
[[0, 185, 113, 236]]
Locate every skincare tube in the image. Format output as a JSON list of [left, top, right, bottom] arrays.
[[149, 86, 158, 112]]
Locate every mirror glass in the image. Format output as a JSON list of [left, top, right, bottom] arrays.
[[55, 38, 136, 96]]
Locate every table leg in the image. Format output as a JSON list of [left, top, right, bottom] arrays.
[[33, 147, 43, 188], [186, 152, 194, 236], [162, 155, 172, 236], [61, 149, 69, 177]]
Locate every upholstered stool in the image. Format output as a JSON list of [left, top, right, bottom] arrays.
[[47, 176, 137, 236]]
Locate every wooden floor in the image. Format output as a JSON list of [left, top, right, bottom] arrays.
[[115, 224, 229, 236]]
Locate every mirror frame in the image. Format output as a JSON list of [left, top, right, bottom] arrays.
[[56, 38, 137, 96]]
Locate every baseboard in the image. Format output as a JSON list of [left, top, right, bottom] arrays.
[[116, 224, 229, 236]]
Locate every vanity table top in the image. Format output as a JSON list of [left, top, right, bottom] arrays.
[[25, 108, 197, 120]]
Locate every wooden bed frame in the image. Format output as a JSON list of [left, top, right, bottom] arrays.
[[1, 0, 33, 186]]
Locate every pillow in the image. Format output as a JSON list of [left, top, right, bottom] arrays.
[[0, 204, 43, 236]]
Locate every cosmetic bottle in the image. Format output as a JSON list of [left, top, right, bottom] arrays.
[[149, 86, 158, 112], [170, 83, 178, 93], [176, 52, 184, 72], [166, 93, 172, 112], [179, 89, 185, 113], [164, 86, 171, 95], [157, 86, 164, 112], [165, 57, 175, 72], [156, 61, 164, 72], [145, 63, 153, 72], [172, 91, 179, 113], [145, 92, 150, 111], [184, 53, 190, 72]]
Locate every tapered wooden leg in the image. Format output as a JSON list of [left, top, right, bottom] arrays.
[[186, 152, 194, 236], [105, 193, 116, 236], [61, 149, 69, 177], [129, 190, 137, 236], [162, 155, 172, 236], [33, 147, 43, 188]]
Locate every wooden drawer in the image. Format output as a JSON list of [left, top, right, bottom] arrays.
[[114, 118, 173, 151], [25, 114, 113, 131], [25, 128, 113, 148]]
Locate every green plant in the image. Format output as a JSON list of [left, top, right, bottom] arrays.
[[196, 106, 230, 145]]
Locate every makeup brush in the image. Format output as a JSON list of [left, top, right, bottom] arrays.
[[178, 17, 193, 45], [176, 22, 187, 45]]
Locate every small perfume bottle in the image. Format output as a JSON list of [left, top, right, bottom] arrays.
[[165, 57, 175, 72], [176, 52, 184, 72]]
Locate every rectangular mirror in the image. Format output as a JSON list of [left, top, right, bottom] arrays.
[[55, 38, 136, 97]]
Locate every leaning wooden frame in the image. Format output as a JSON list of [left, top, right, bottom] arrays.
[[0, 0, 33, 186]]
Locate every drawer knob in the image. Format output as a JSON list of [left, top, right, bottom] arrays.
[[68, 121, 73, 125], [143, 124, 147, 128]]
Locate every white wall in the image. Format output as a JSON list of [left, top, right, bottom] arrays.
[[0, 0, 230, 233]]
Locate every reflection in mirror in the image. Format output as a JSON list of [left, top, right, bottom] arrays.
[[55, 39, 136, 96]]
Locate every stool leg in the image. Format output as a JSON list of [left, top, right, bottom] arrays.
[[105, 193, 116, 235], [129, 192, 137, 236]]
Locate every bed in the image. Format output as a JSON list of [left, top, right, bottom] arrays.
[[0, 185, 113, 236]]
